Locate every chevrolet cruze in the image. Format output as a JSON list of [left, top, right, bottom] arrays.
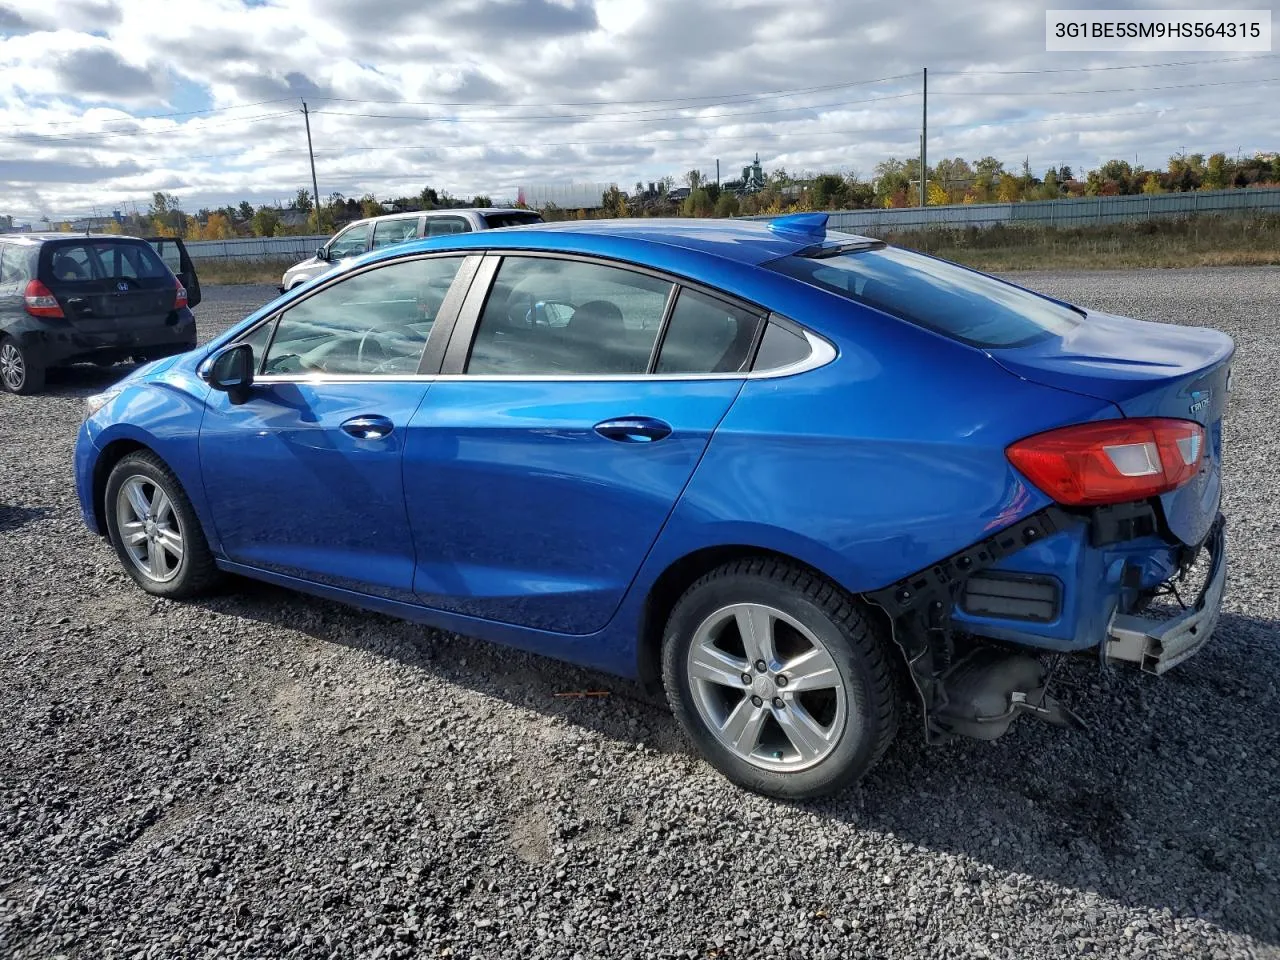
[[75, 215, 1232, 799]]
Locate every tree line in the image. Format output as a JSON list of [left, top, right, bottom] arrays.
[[35, 147, 1276, 237]]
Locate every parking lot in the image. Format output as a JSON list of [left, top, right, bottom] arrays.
[[1, 268, 1277, 959]]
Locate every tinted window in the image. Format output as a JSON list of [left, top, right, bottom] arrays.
[[767, 246, 1081, 348], [656, 289, 762, 374], [47, 242, 168, 283], [262, 257, 463, 376], [752, 322, 811, 371], [372, 217, 420, 249], [328, 223, 370, 258], [148, 239, 182, 274], [425, 217, 470, 237], [481, 212, 544, 228], [467, 257, 671, 375]]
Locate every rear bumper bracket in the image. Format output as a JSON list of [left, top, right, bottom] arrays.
[[866, 506, 1083, 745]]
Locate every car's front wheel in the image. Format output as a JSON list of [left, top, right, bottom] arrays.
[[662, 559, 900, 800], [104, 452, 220, 598], [0, 336, 44, 394]]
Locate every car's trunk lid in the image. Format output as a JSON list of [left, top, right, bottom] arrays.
[[990, 310, 1234, 546], [42, 240, 179, 333], [49, 277, 177, 331]]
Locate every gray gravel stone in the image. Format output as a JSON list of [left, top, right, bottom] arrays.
[[1, 271, 1278, 959]]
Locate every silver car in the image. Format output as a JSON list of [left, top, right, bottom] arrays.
[[279, 208, 544, 292]]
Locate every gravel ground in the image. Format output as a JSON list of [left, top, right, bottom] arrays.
[[1, 270, 1277, 960]]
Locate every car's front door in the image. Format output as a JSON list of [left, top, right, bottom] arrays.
[[402, 254, 765, 634], [199, 253, 477, 601]]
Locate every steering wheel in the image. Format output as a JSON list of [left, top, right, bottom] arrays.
[[356, 329, 390, 371]]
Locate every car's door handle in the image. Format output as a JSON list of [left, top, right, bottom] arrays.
[[341, 414, 395, 440], [593, 416, 673, 443]]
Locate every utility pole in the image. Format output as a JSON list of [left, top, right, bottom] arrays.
[[920, 67, 928, 208], [716, 158, 720, 187], [302, 101, 321, 230]]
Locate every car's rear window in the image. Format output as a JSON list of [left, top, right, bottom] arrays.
[[766, 246, 1081, 348], [46, 241, 171, 283], [481, 212, 545, 229]]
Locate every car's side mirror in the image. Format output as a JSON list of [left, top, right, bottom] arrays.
[[200, 343, 255, 405], [316, 246, 330, 261]]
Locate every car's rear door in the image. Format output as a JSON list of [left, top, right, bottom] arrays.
[[198, 253, 478, 600], [41, 238, 180, 335], [401, 253, 765, 634], [146, 237, 201, 306]]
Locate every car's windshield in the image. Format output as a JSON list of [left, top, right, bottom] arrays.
[[767, 245, 1082, 348], [47, 241, 170, 283]]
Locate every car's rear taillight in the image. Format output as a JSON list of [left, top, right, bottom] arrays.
[[174, 277, 188, 310], [1006, 418, 1205, 506], [23, 279, 64, 318]]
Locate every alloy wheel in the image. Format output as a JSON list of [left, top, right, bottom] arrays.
[[0, 342, 24, 391], [115, 475, 185, 583], [685, 602, 850, 772]]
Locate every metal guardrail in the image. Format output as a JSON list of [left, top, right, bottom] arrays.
[[185, 235, 329, 262], [754, 186, 1280, 234]]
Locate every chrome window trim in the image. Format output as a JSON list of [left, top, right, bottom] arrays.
[[249, 329, 834, 385]]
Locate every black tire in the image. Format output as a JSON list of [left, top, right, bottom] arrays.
[[0, 336, 45, 395], [662, 558, 899, 800], [104, 451, 221, 599]]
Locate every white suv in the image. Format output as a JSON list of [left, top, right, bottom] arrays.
[[279, 208, 544, 292]]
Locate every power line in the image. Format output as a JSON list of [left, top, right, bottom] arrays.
[[307, 72, 918, 110], [313, 92, 919, 126], [1, 97, 299, 131], [0, 111, 298, 144], [934, 53, 1277, 76], [933, 76, 1279, 96], [33, 96, 1277, 167]]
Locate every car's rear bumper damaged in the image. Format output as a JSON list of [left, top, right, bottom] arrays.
[[1105, 518, 1225, 674], [866, 508, 1226, 746]]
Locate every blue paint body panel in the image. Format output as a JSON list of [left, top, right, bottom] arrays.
[[199, 381, 430, 601], [402, 378, 743, 634], [72, 218, 1234, 681]]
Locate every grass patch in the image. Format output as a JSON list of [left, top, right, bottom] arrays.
[[885, 214, 1280, 271], [193, 258, 294, 286]]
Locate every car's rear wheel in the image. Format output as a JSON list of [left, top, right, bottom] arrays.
[[0, 336, 44, 395], [662, 558, 899, 800], [104, 452, 220, 598]]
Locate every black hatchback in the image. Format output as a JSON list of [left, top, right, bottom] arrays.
[[0, 234, 202, 394]]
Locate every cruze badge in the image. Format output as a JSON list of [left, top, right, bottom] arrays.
[[1188, 389, 1212, 415]]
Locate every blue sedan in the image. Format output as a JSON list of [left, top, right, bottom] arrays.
[[74, 214, 1233, 799]]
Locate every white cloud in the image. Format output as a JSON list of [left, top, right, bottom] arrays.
[[0, 0, 1274, 221]]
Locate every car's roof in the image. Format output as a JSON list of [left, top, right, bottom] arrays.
[[3, 232, 149, 243], [405, 217, 875, 267], [349, 207, 539, 227]]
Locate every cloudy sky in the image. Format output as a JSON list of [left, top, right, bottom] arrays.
[[0, 0, 1275, 223]]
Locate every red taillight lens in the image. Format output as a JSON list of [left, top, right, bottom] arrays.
[[1006, 418, 1205, 506], [23, 279, 64, 318], [174, 278, 188, 310]]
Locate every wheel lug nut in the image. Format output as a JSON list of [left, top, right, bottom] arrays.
[[754, 660, 767, 673], [750, 695, 763, 708], [772, 697, 785, 709], [775, 675, 788, 687], [741, 673, 753, 685]]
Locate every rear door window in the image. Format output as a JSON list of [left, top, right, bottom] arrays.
[[372, 217, 420, 249], [425, 216, 471, 237], [766, 246, 1081, 348], [466, 256, 670, 375]]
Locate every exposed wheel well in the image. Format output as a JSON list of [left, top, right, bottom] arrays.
[[637, 545, 860, 689], [90, 439, 150, 535]]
